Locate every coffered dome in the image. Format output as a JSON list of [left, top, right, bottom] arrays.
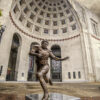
[[10, 0, 81, 40]]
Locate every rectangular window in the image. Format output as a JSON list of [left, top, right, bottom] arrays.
[[62, 27, 67, 33], [22, 73, 24, 77], [53, 14, 57, 18], [72, 24, 76, 30], [53, 8, 56, 11], [73, 72, 76, 79], [13, 5, 20, 14], [63, 4, 66, 8], [26, 21, 33, 29], [37, 18, 42, 23], [45, 2, 48, 4], [38, 2, 42, 6], [30, 13, 35, 20], [66, 9, 70, 14], [19, 14, 25, 22], [68, 72, 71, 79], [53, 21, 57, 26], [61, 0, 64, 3], [48, 8, 51, 11], [43, 6, 46, 9], [34, 7, 39, 12], [60, 13, 64, 17], [35, 26, 40, 32], [30, 2, 34, 7], [47, 13, 50, 17], [69, 16, 74, 22], [44, 28, 48, 34], [40, 11, 44, 16], [24, 7, 29, 14], [53, 30, 58, 34], [19, 0, 25, 6], [45, 20, 49, 25], [78, 71, 81, 79], [61, 20, 66, 25], [0, 66, 3, 76], [58, 7, 62, 10], [35, 0, 39, 2], [42, 0, 45, 2], [91, 19, 98, 35]]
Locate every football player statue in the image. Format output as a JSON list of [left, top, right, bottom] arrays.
[[29, 40, 69, 100]]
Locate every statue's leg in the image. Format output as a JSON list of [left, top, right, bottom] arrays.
[[37, 65, 49, 100], [43, 75, 49, 83], [44, 74, 53, 85], [48, 77, 53, 85]]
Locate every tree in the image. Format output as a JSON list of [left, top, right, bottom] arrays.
[[0, 9, 2, 16], [0, 9, 2, 27]]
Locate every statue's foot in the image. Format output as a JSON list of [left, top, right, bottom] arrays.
[[42, 93, 49, 100], [42, 97, 44, 100], [49, 79, 53, 86], [42, 95, 45, 100]]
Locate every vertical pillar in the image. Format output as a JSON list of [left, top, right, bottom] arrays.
[[17, 37, 30, 81], [0, 21, 15, 81]]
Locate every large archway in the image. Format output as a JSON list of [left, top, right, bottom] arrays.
[[6, 33, 21, 81], [27, 42, 39, 81], [51, 45, 62, 82]]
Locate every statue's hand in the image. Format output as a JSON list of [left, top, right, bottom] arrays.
[[63, 56, 69, 60]]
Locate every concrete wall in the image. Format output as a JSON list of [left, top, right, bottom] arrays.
[[69, 0, 100, 82], [0, 16, 85, 82]]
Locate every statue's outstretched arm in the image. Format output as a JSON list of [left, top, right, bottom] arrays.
[[29, 50, 39, 56], [49, 51, 69, 61]]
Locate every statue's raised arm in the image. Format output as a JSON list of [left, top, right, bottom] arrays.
[[49, 51, 69, 61]]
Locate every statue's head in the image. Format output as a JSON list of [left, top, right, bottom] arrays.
[[41, 40, 49, 49]]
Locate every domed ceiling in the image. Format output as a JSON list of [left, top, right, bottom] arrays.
[[10, 0, 81, 40]]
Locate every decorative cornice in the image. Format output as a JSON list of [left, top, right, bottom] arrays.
[[9, 12, 80, 42]]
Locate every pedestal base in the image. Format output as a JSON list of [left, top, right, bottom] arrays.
[[26, 93, 80, 100]]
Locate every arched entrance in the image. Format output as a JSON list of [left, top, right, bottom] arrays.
[[6, 33, 21, 81], [27, 42, 39, 81], [51, 45, 62, 82]]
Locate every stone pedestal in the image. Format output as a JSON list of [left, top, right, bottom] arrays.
[[25, 93, 80, 100]]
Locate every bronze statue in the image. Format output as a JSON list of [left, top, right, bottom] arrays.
[[29, 40, 69, 100]]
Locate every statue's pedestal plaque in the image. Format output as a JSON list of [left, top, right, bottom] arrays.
[[25, 93, 80, 100]]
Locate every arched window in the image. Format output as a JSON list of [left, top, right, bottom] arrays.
[[28, 42, 39, 81], [6, 33, 21, 81], [68, 72, 71, 79], [51, 45, 62, 82]]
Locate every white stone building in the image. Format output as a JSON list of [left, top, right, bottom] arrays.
[[0, 0, 100, 82]]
